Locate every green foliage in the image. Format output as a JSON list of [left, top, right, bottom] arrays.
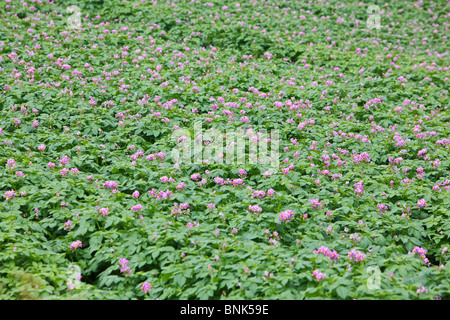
[[0, 0, 449, 300]]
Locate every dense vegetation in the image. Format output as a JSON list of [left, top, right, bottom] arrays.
[[0, 0, 449, 300]]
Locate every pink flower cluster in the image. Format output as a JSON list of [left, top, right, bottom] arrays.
[[249, 204, 262, 213], [377, 204, 388, 214], [64, 220, 72, 231], [347, 249, 366, 262], [411, 246, 430, 266], [212, 177, 247, 187], [70, 240, 82, 250], [312, 269, 326, 281], [349, 233, 360, 242], [313, 246, 339, 261], [417, 148, 427, 157], [436, 138, 450, 146], [141, 281, 151, 293], [352, 152, 371, 164], [130, 204, 143, 212], [99, 208, 109, 216], [251, 190, 265, 198], [3, 190, 17, 201], [278, 209, 295, 222], [103, 181, 118, 189], [171, 202, 190, 216], [160, 176, 175, 183], [416, 285, 428, 294], [130, 149, 145, 160], [238, 169, 247, 177], [417, 199, 427, 208], [149, 188, 173, 200], [119, 258, 132, 276], [59, 155, 70, 166], [353, 181, 365, 195], [145, 152, 166, 161], [176, 182, 186, 190], [309, 198, 323, 209], [6, 158, 16, 170]]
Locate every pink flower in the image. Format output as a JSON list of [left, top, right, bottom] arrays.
[[176, 182, 186, 190], [353, 181, 365, 195], [131, 204, 143, 211], [119, 258, 132, 276], [6, 158, 16, 170], [99, 208, 109, 216], [103, 181, 118, 189], [417, 199, 427, 208], [64, 220, 72, 231], [314, 246, 339, 260], [348, 249, 366, 262], [312, 269, 326, 281], [141, 282, 151, 293], [377, 204, 388, 214], [70, 240, 82, 250], [279, 210, 295, 222], [59, 155, 71, 166], [411, 247, 430, 266], [3, 190, 17, 201], [15, 171, 25, 178], [249, 204, 262, 213], [309, 198, 323, 209]]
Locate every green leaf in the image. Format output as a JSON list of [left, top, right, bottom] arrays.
[[336, 287, 349, 299]]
